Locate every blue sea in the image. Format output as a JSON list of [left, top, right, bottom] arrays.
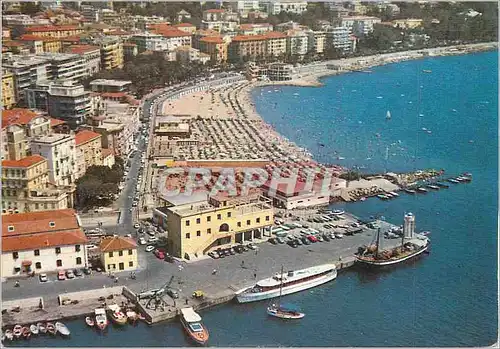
[[6, 51, 498, 347]]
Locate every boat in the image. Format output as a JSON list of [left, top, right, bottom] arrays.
[[85, 316, 95, 327], [331, 209, 344, 216], [4, 330, 13, 341], [389, 191, 399, 197], [55, 322, 70, 337], [30, 324, 39, 335], [13, 325, 22, 339], [46, 323, 57, 336], [416, 187, 428, 193], [436, 182, 449, 188], [355, 215, 430, 267], [377, 194, 389, 200], [422, 69, 432, 73], [420, 231, 431, 236], [126, 310, 138, 324], [107, 304, 128, 325], [179, 307, 209, 346], [404, 188, 416, 194], [235, 264, 337, 303], [427, 184, 440, 190], [386, 111, 391, 120], [22, 326, 31, 339], [95, 308, 108, 331], [267, 266, 305, 320], [447, 178, 459, 184], [37, 322, 46, 334]]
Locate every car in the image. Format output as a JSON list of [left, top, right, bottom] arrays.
[[208, 251, 219, 259], [268, 238, 278, 245], [148, 237, 158, 243], [294, 238, 303, 246], [39, 273, 48, 282], [276, 237, 285, 244], [58, 271, 66, 280], [134, 223, 140, 229], [154, 249, 165, 259], [287, 240, 298, 248], [247, 243, 257, 250], [147, 230, 156, 237], [166, 288, 180, 299], [234, 245, 244, 253], [125, 234, 132, 238], [74, 269, 83, 277], [139, 237, 147, 245], [66, 270, 75, 279], [145, 245, 155, 252], [132, 202, 138, 207], [228, 247, 236, 255], [83, 267, 92, 275], [316, 235, 324, 242], [323, 234, 331, 242], [307, 235, 318, 243], [301, 237, 311, 245], [241, 244, 249, 251]]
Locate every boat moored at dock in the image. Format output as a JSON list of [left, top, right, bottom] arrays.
[[46, 323, 56, 336], [107, 304, 128, 326], [55, 322, 70, 337], [13, 325, 22, 339], [29, 324, 39, 335], [404, 188, 416, 194], [95, 308, 108, 331], [235, 264, 337, 303], [179, 307, 209, 346], [37, 323, 47, 334]]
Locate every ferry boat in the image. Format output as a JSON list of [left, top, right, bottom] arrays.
[[179, 307, 209, 346], [235, 264, 337, 303]]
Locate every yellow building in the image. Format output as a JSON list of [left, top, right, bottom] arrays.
[[265, 32, 287, 57], [99, 236, 138, 272], [75, 129, 103, 179], [2, 71, 16, 109], [25, 25, 84, 38], [229, 35, 267, 62], [19, 35, 63, 53], [97, 38, 124, 70], [392, 18, 423, 29], [154, 194, 274, 259], [199, 36, 228, 64]]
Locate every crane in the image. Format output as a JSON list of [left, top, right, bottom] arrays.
[[144, 275, 175, 310]]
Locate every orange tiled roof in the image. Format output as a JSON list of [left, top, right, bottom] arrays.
[[205, 9, 225, 13], [265, 31, 287, 39], [102, 148, 114, 158], [232, 34, 267, 42], [75, 129, 101, 146], [100, 92, 128, 99], [2, 229, 87, 252], [200, 36, 224, 44], [2, 209, 80, 237], [2, 155, 46, 168], [66, 44, 100, 54], [100, 236, 137, 252], [26, 25, 81, 32], [60, 35, 83, 42], [3, 40, 25, 47], [50, 118, 66, 127], [2, 109, 46, 129], [153, 28, 192, 38]]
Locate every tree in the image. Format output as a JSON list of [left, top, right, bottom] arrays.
[[20, 2, 42, 15]]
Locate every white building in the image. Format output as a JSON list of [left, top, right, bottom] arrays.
[[265, 1, 308, 15], [286, 30, 309, 56], [175, 46, 211, 64], [37, 52, 88, 82], [340, 16, 381, 36], [66, 45, 102, 76], [131, 32, 171, 52], [1, 209, 88, 278], [326, 26, 353, 53], [31, 133, 77, 186], [306, 30, 326, 54]]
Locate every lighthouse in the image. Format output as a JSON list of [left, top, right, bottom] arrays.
[[403, 212, 416, 238]]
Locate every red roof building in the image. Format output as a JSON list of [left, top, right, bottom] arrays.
[[75, 129, 101, 146]]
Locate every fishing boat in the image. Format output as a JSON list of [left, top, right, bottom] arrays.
[[55, 322, 70, 337], [447, 178, 459, 184], [4, 330, 13, 341], [95, 308, 108, 331], [107, 304, 128, 325], [386, 110, 391, 120], [85, 316, 95, 327], [436, 182, 449, 188], [404, 188, 416, 194], [22, 326, 31, 339], [416, 187, 428, 193], [46, 323, 57, 336], [13, 325, 22, 339], [267, 266, 305, 320], [355, 214, 430, 268], [126, 310, 138, 324], [236, 264, 337, 303], [179, 307, 209, 346], [30, 324, 39, 335], [37, 323, 46, 334], [427, 184, 440, 190]]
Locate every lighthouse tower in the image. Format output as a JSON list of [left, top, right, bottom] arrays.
[[403, 212, 416, 238]]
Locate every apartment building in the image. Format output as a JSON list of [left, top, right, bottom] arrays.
[[99, 236, 138, 272], [37, 52, 87, 81], [2, 14, 50, 26], [175, 46, 211, 64], [74, 130, 102, 179], [30, 133, 77, 186], [2, 71, 16, 109], [94, 36, 124, 70], [231, 1, 261, 15], [193, 29, 221, 49], [18, 34, 63, 54], [238, 23, 273, 36], [265, 31, 287, 57], [199, 36, 228, 64], [326, 26, 353, 53], [25, 25, 85, 38], [131, 32, 170, 52], [153, 194, 274, 259], [102, 148, 115, 168], [201, 9, 239, 33], [340, 16, 381, 36], [173, 23, 197, 34], [229, 35, 267, 62], [151, 28, 193, 50], [1, 209, 87, 277], [65, 45, 101, 76], [286, 30, 309, 56], [123, 43, 138, 61], [306, 30, 326, 54], [265, 1, 308, 15], [89, 79, 132, 93]]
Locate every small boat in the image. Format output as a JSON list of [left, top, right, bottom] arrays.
[[37, 322, 47, 334], [389, 191, 399, 197], [331, 209, 345, 216], [95, 308, 108, 331], [13, 325, 22, 339], [404, 188, 416, 194], [85, 316, 95, 327], [46, 322, 57, 335], [55, 322, 70, 337], [30, 324, 39, 335], [447, 178, 459, 184], [179, 307, 209, 346], [4, 330, 13, 341], [420, 231, 431, 236], [386, 111, 391, 120], [107, 304, 128, 326], [266, 267, 305, 320], [376, 96, 383, 99], [416, 187, 428, 193], [22, 326, 31, 339], [436, 182, 449, 188], [126, 310, 138, 324], [377, 194, 388, 200], [337, 156, 345, 160], [422, 69, 432, 73], [427, 184, 440, 190], [359, 197, 366, 201]]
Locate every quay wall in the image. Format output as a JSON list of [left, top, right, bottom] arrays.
[[2, 297, 43, 310], [57, 286, 124, 305]]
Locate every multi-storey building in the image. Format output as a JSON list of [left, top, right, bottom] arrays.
[[37, 52, 87, 81], [193, 29, 221, 49], [229, 35, 267, 62], [265, 1, 308, 15], [231, 1, 261, 15], [89, 79, 132, 93], [340, 16, 381, 36], [74, 130, 102, 179], [175, 46, 211, 64], [286, 30, 309, 56], [131, 32, 170, 53], [199, 36, 228, 64], [149, 27, 193, 50], [80, 4, 100, 22], [94, 36, 124, 70], [267, 62, 296, 81], [123, 43, 138, 61], [265, 31, 287, 57], [238, 23, 273, 36], [24, 25, 85, 38], [305, 30, 326, 54], [99, 236, 138, 272], [2, 14, 49, 26], [326, 26, 353, 53], [18, 35, 63, 54], [173, 23, 197, 34], [1, 209, 87, 277], [65, 45, 101, 76], [2, 71, 16, 109], [201, 9, 239, 33], [30, 133, 77, 186], [153, 194, 274, 258], [102, 148, 115, 168], [1, 155, 71, 215]]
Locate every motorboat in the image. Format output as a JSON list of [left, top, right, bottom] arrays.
[[416, 187, 428, 193], [13, 325, 22, 339], [85, 316, 95, 327], [22, 326, 31, 339], [95, 308, 108, 331], [331, 209, 345, 216], [389, 191, 399, 197], [236, 264, 337, 303], [447, 178, 459, 184], [37, 323, 47, 334], [404, 188, 416, 194], [179, 307, 209, 346], [107, 304, 128, 325], [46, 323, 57, 336], [30, 324, 39, 335], [126, 310, 138, 324], [55, 322, 70, 337], [377, 194, 389, 200], [436, 182, 449, 188], [4, 329, 14, 341], [427, 184, 440, 190]]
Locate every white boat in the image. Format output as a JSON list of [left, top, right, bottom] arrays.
[[55, 322, 70, 337], [95, 308, 108, 331], [266, 266, 305, 320], [389, 191, 399, 197], [331, 209, 345, 216], [30, 324, 39, 335], [386, 111, 391, 120], [4, 329, 13, 341], [236, 264, 337, 303]]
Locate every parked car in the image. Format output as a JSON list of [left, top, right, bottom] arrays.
[[316, 235, 324, 242], [247, 243, 257, 250], [166, 288, 179, 299], [234, 245, 244, 253], [301, 237, 311, 245], [145, 245, 155, 252], [228, 247, 236, 255], [83, 267, 92, 275], [208, 251, 219, 259], [268, 238, 278, 245], [74, 269, 83, 277], [294, 238, 303, 246], [58, 271, 66, 281], [39, 273, 48, 282], [323, 234, 331, 242], [287, 240, 298, 248], [307, 235, 318, 243], [138, 237, 147, 245], [276, 237, 285, 244], [148, 237, 158, 243], [154, 249, 165, 259]]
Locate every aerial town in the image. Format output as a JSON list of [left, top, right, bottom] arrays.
[[1, 0, 497, 346]]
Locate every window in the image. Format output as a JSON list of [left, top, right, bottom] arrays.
[[49, 221, 55, 227], [237, 222, 241, 227], [75, 245, 81, 252], [265, 216, 270, 221], [109, 252, 114, 257], [186, 233, 190, 239], [207, 216, 211, 222], [247, 220, 251, 226], [186, 220, 190, 226], [35, 262, 42, 269], [119, 262, 124, 270], [217, 214, 221, 220], [196, 218, 200, 224], [256, 218, 261, 223], [128, 249, 133, 255], [55, 247, 61, 254], [119, 250, 123, 257], [12, 252, 18, 259], [197, 230, 201, 237], [56, 259, 62, 267], [76, 257, 82, 265], [228, 212, 233, 218], [8, 225, 14, 232], [129, 261, 134, 267]]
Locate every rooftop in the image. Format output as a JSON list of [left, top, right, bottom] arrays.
[[2, 209, 80, 237], [75, 129, 101, 146], [232, 34, 267, 42], [100, 236, 137, 252], [26, 25, 81, 32], [2, 229, 87, 252], [2, 109, 47, 129], [175, 23, 195, 27], [102, 148, 114, 158], [200, 36, 224, 44], [2, 155, 46, 168], [90, 79, 133, 87], [32, 133, 74, 145], [66, 44, 100, 54]]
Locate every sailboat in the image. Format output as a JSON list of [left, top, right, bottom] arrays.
[[386, 110, 391, 120], [266, 267, 305, 319]]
